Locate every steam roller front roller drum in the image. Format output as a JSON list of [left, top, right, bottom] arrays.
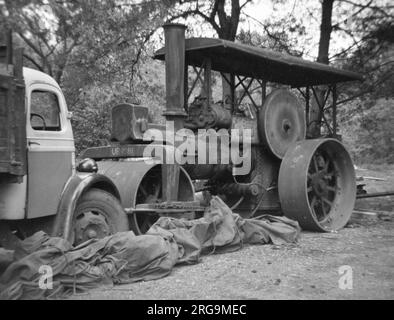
[[259, 89, 306, 159], [278, 139, 356, 232], [98, 161, 195, 235]]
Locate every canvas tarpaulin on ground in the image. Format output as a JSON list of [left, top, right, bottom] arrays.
[[0, 196, 300, 299]]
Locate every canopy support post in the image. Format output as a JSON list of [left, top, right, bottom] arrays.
[[305, 86, 310, 131], [203, 58, 212, 106], [230, 74, 235, 113], [261, 80, 266, 101], [184, 63, 188, 112], [332, 84, 337, 137]]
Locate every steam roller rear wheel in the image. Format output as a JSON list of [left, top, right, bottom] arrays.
[[278, 139, 356, 231]]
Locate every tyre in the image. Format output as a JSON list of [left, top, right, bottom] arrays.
[[72, 188, 129, 245]]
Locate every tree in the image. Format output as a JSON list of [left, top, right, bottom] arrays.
[[309, 0, 393, 137], [308, 0, 334, 137], [1, 0, 83, 83], [335, 1, 394, 101], [0, 0, 177, 84], [167, 1, 257, 105], [168, 0, 254, 41], [0, 0, 179, 153]]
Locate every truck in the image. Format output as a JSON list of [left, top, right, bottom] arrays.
[[0, 24, 363, 247]]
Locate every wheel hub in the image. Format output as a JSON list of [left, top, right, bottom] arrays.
[[311, 172, 329, 196], [74, 211, 110, 244]]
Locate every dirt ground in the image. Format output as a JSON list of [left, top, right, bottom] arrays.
[[70, 166, 394, 300]]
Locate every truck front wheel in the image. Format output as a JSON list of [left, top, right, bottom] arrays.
[[72, 188, 129, 245]]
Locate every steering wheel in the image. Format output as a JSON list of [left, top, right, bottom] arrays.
[[30, 113, 47, 130]]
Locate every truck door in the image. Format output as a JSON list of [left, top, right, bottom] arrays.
[[26, 84, 75, 218]]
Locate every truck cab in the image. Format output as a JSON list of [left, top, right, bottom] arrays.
[[0, 67, 75, 221], [0, 39, 128, 245]]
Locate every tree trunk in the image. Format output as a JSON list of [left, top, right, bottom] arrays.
[[309, 0, 334, 137], [215, 0, 241, 110], [317, 0, 334, 64]]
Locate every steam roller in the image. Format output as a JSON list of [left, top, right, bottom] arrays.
[[93, 23, 355, 235], [257, 89, 356, 231], [98, 160, 195, 235]]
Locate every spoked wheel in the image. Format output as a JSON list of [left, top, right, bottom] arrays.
[[129, 165, 195, 235], [307, 150, 338, 224], [278, 139, 356, 231], [132, 167, 163, 234], [72, 188, 128, 245]]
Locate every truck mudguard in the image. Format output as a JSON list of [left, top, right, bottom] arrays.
[[52, 173, 121, 240]]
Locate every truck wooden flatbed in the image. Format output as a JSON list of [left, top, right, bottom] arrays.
[[0, 32, 26, 180]]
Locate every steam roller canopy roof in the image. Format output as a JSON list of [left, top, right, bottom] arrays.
[[154, 37, 363, 87]]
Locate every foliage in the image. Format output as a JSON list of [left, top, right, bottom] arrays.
[[237, 28, 304, 56], [168, 0, 254, 40], [339, 98, 394, 164], [70, 59, 167, 153], [336, 4, 394, 164], [0, 0, 176, 154]]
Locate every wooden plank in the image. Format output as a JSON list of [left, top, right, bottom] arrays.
[[0, 64, 14, 76], [14, 48, 24, 80], [0, 53, 27, 176]]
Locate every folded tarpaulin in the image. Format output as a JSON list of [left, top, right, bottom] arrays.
[[0, 248, 13, 275], [0, 196, 300, 300]]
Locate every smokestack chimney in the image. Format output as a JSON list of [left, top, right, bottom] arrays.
[[161, 24, 187, 203], [163, 23, 187, 129]]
